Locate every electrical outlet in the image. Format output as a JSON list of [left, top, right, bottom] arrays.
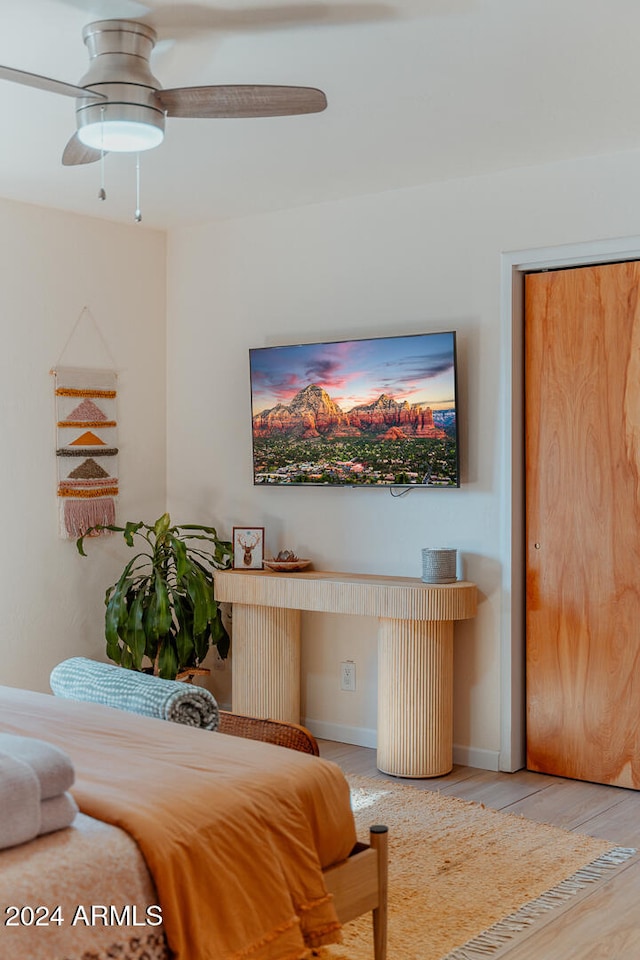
[[340, 661, 356, 692]]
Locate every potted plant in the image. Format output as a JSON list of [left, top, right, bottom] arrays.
[[77, 512, 233, 679]]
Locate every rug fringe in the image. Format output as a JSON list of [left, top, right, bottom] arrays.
[[442, 847, 637, 960]]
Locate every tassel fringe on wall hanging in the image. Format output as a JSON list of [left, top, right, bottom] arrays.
[[54, 366, 119, 539]]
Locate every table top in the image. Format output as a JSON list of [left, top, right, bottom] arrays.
[[215, 568, 477, 621]]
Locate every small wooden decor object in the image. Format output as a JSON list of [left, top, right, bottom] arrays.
[[54, 367, 119, 539], [264, 559, 312, 572]]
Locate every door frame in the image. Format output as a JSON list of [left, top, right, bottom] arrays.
[[500, 235, 640, 771]]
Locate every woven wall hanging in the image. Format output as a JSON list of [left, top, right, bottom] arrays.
[[54, 366, 119, 539]]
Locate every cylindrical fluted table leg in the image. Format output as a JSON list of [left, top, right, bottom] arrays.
[[377, 618, 454, 778], [231, 603, 301, 722]]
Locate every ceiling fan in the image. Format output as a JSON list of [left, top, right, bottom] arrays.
[[0, 18, 328, 167]]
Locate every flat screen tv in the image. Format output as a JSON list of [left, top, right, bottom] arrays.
[[249, 330, 459, 487]]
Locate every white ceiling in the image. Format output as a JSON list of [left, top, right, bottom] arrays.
[[0, 0, 639, 230]]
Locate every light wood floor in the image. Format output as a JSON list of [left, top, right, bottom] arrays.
[[318, 740, 640, 960]]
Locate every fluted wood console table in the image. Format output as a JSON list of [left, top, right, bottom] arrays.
[[214, 569, 477, 778]]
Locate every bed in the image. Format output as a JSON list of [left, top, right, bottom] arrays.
[[0, 685, 387, 960]]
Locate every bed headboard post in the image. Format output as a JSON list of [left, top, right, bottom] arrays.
[[370, 825, 388, 960]]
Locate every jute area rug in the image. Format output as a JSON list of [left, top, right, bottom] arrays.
[[315, 775, 636, 960]]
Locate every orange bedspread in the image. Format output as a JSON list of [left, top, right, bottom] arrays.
[[0, 686, 357, 960]]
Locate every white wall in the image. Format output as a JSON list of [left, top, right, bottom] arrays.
[[166, 147, 640, 766], [0, 198, 166, 693]]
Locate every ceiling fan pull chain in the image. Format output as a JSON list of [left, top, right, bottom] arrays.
[[98, 106, 106, 201], [134, 153, 142, 223]]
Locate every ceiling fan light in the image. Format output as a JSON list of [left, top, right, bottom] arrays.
[[78, 119, 164, 152], [76, 98, 165, 153]]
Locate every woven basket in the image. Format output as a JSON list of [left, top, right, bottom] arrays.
[[421, 547, 457, 583], [218, 711, 319, 756]]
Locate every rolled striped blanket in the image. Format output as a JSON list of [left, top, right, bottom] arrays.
[[50, 657, 219, 731]]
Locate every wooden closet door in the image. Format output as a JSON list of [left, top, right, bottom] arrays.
[[525, 262, 640, 789]]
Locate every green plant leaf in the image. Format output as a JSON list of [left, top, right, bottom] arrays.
[[125, 591, 146, 670], [174, 533, 233, 570], [154, 513, 171, 541], [105, 577, 131, 645], [192, 621, 210, 664], [105, 555, 150, 641], [175, 628, 195, 667], [190, 557, 217, 603], [156, 571, 173, 634], [142, 588, 158, 662], [158, 639, 179, 680], [209, 606, 224, 641], [173, 595, 195, 666], [83, 513, 232, 675], [184, 566, 213, 636], [214, 540, 233, 566], [106, 635, 123, 664], [172, 537, 189, 580], [120, 647, 133, 669], [76, 536, 89, 557], [175, 524, 219, 535], [76, 524, 126, 556], [123, 520, 144, 547]]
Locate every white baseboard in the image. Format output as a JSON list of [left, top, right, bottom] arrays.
[[305, 718, 501, 772], [452, 744, 500, 771], [304, 718, 378, 749]]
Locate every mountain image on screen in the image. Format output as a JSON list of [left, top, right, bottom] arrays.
[[249, 331, 460, 487], [252, 384, 447, 441]]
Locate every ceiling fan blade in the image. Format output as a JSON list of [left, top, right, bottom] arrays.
[[0, 64, 106, 101], [157, 84, 327, 119], [62, 133, 107, 166]]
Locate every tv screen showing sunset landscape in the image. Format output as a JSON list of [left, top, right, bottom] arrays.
[[249, 331, 459, 487]]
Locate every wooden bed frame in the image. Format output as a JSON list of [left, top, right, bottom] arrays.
[[219, 710, 389, 960]]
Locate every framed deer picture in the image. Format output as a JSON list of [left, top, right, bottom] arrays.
[[232, 526, 265, 570]]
